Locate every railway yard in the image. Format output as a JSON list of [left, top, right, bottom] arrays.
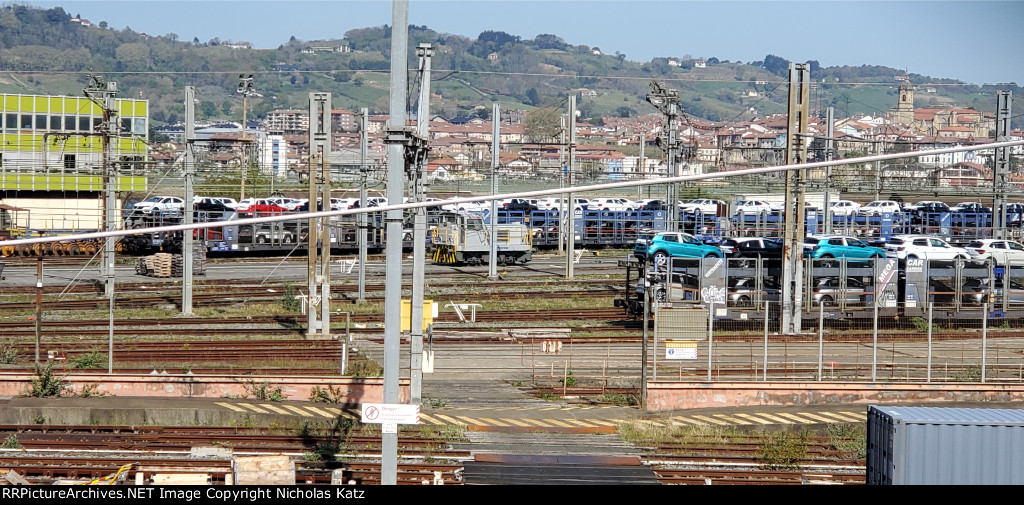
[[0, 250, 890, 486]]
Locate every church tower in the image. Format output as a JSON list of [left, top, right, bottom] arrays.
[[891, 75, 914, 124]]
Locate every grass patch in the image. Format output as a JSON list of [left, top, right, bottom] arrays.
[[70, 349, 106, 369], [827, 423, 867, 460], [618, 421, 735, 446], [757, 429, 810, 470], [0, 342, 18, 364], [345, 359, 383, 377]]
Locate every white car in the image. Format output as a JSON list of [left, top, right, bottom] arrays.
[[679, 199, 727, 215], [858, 200, 902, 217], [733, 200, 779, 216], [964, 239, 1024, 266], [828, 200, 861, 218], [589, 197, 634, 212], [132, 195, 184, 215], [884, 235, 971, 261]]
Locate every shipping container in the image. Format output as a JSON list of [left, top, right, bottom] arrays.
[[867, 405, 1024, 485]]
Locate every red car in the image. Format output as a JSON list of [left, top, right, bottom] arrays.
[[236, 198, 289, 214]]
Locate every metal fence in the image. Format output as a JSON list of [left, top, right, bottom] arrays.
[[647, 301, 1024, 384]]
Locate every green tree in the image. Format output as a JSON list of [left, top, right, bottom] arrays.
[[525, 88, 541, 106], [200, 100, 216, 118], [221, 101, 232, 115]]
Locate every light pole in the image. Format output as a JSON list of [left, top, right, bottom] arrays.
[[646, 81, 680, 231], [237, 74, 256, 200]]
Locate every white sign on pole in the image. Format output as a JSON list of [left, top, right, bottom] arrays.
[[360, 403, 421, 425]]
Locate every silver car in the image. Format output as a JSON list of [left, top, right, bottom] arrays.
[[812, 277, 868, 306]]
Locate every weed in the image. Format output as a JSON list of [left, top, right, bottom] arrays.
[[558, 370, 577, 387], [309, 385, 346, 404], [28, 362, 67, 397], [210, 441, 230, 447], [535, 390, 560, 401], [345, 359, 383, 377], [243, 380, 285, 401], [504, 379, 524, 387], [70, 349, 106, 369], [910, 317, 931, 333], [281, 284, 303, 312], [0, 343, 17, 364], [2, 434, 21, 449], [299, 417, 355, 462], [423, 396, 447, 408], [78, 383, 107, 398], [951, 366, 982, 382], [827, 423, 867, 460], [600, 392, 641, 407], [33, 415, 46, 424], [181, 364, 193, 374], [757, 429, 810, 470]]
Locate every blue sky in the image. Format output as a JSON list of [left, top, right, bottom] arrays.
[[19, 0, 1024, 86]]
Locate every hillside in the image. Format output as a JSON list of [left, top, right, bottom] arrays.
[[1, 4, 1021, 130]]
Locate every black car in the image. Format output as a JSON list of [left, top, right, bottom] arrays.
[[637, 199, 667, 211], [719, 237, 784, 258], [503, 198, 538, 213], [904, 201, 951, 224]]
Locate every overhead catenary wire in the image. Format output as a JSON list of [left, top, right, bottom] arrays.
[[3, 138, 1023, 249]]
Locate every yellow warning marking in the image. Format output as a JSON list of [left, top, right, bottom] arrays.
[[711, 414, 753, 425], [814, 411, 863, 423], [734, 413, 777, 425], [238, 403, 269, 414], [419, 414, 445, 425], [586, 419, 622, 427], [669, 417, 707, 426], [518, 419, 556, 428], [478, 417, 512, 427], [563, 419, 600, 428], [304, 406, 335, 418], [280, 405, 314, 417], [775, 412, 816, 423], [455, 416, 484, 425], [691, 415, 730, 425], [793, 412, 840, 423], [538, 407, 561, 411], [747, 412, 794, 424], [216, 402, 247, 412], [258, 404, 291, 415], [499, 418, 535, 428], [542, 418, 576, 428], [324, 407, 344, 416], [835, 411, 867, 422], [433, 414, 466, 425]]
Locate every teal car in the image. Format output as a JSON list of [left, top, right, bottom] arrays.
[[644, 231, 724, 265], [803, 234, 886, 260]]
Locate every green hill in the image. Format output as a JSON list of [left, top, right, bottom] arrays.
[[1, 4, 1021, 130]]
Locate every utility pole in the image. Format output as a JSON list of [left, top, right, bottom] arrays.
[[558, 115, 566, 254], [781, 63, 810, 335], [237, 74, 255, 200], [565, 96, 576, 279], [488, 101, 500, 280], [823, 107, 834, 234], [182, 86, 197, 315], [381, 0, 410, 485], [84, 76, 119, 301], [994, 91, 1012, 239], [358, 108, 368, 302], [410, 43, 434, 403], [646, 81, 680, 231], [307, 92, 332, 340]]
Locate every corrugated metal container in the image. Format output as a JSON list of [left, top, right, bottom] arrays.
[[867, 405, 1024, 485]]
